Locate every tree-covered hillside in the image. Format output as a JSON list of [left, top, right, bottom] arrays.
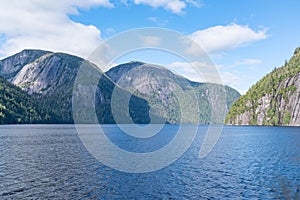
[[226, 47, 300, 126], [0, 76, 55, 124]]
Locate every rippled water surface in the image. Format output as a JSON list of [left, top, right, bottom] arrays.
[[0, 125, 299, 199]]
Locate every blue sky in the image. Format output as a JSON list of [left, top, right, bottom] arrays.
[[0, 0, 300, 94]]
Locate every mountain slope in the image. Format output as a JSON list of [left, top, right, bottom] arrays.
[[0, 76, 55, 124], [106, 61, 240, 124], [0, 49, 50, 80], [0, 50, 151, 124], [0, 49, 240, 124], [226, 47, 300, 126], [0, 50, 91, 122]]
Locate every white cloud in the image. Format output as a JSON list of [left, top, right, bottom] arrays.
[[185, 0, 202, 7], [105, 28, 116, 34], [0, 0, 113, 58], [133, 0, 197, 14], [189, 23, 268, 54], [147, 17, 168, 26], [234, 58, 261, 65], [139, 35, 161, 46], [167, 61, 240, 90], [148, 17, 159, 23], [215, 58, 262, 70], [221, 72, 239, 86], [120, 0, 129, 6], [167, 61, 249, 95], [229, 58, 261, 68], [167, 61, 224, 84], [167, 61, 204, 82]]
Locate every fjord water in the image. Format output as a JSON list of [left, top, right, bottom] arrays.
[[0, 125, 299, 199]]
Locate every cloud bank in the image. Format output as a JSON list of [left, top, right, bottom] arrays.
[[189, 24, 268, 54], [0, 0, 112, 57], [133, 0, 201, 14], [0, 1, 268, 81]]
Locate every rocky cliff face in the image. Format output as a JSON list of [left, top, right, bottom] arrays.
[[226, 48, 300, 126], [106, 61, 240, 124], [0, 49, 240, 124], [0, 49, 50, 80], [0, 50, 81, 94], [12, 53, 82, 95], [0, 50, 151, 123]]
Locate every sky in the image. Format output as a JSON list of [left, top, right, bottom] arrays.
[[0, 0, 300, 94]]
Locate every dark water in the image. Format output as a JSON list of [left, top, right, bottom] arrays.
[[0, 125, 299, 199]]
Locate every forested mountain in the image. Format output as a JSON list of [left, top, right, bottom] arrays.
[[0, 49, 240, 124], [0, 50, 151, 124], [226, 47, 300, 126]]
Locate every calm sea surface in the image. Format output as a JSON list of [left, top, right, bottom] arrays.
[[0, 125, 299, 199]]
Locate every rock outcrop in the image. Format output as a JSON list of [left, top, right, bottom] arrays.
[[0, 50, 150, 123], [0, 49, 240, 124], [107, 61, 240, 124], [226, 47, 300, 126]]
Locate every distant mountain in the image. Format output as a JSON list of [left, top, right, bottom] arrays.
[[226, 47, 300, 126], [106, 61, 240, 124], [0, 49, 240, 124], [0, 76, 55, 124]]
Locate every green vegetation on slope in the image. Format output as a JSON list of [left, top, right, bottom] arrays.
[[226, 47, 300, 125], [0, 76, 55, 124], [0, 49, 240, 125]]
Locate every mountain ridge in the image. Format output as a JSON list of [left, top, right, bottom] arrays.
[[0, 49, 240, 124], [106, 61, 240, 124]]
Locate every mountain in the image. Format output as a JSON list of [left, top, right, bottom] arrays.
[[0, 49, 50, 80], [106, 61, 240, 124], [0, 50, 94, 122], [0, 49, 240, 124], [0, 49, 151, 124], [0, 76, 55, 124], [226, 47, 300, 126]]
